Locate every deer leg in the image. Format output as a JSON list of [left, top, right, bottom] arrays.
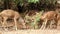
[[40, 22, 45, 29], [44, 19, 48, 29], [3, 18, 8, 31], [51, 19, 57, 29], [14, 18, 17, 30], [41, 19, 48, 29]]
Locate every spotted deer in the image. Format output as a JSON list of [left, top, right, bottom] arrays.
[[40, 11, 58, 29], [0, 9, 26, 30]]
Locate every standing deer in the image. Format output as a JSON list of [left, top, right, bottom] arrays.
[[40, 11, 58, 29], [0, 9, 26, 30]]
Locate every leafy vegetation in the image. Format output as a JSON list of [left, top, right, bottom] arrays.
[[0, 0, 57, 11], [24, 11, 43, 29]]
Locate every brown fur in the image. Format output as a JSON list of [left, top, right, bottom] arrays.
[[40, 11, 58, 29], [0, 9, 20, 30]]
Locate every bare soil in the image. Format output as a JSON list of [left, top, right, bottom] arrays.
[[0, 29, 60, 34]]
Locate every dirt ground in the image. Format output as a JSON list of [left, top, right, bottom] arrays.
[[0, 29, 60, 34]]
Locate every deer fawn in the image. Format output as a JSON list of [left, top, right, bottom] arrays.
[[0, 9, 26, 30], [40, 11, 58, 29]]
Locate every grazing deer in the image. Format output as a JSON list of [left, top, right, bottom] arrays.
[[0, 9, 26, 30], [40, 11, 58, 29]]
